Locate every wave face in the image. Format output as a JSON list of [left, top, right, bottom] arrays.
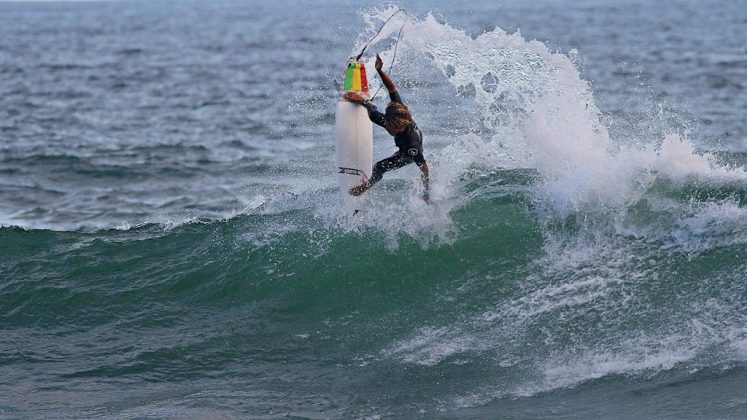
[[2, 1, 747, 418]]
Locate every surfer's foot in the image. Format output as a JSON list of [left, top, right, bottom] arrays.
[[349, 184, 370, 196]]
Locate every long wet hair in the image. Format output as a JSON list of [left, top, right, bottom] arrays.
[[385, 102, 413, 132]]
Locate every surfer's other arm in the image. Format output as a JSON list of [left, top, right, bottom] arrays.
[[343, 92, 386, 127], [419, 161, 431, 203]]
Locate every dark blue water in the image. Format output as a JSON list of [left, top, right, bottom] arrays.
[[1, 0, 746, 418]]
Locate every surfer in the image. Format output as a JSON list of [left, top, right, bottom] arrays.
[[344, 53, 431, 204]]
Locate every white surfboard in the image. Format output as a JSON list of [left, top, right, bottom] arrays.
[[335, 99, 373, 215]]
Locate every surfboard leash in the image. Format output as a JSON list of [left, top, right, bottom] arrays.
[[363, 9, 409, 101], [355, 8, 408, 61], [370, 18, 407, 101]]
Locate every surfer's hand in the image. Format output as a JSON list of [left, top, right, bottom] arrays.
[[344, 92, 364, 104], [375, 53, 383, 71], [422, 191, 431, 204]]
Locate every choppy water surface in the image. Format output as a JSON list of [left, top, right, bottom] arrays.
[[1, 0, 746, 418]]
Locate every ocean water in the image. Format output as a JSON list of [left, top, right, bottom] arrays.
[[1, 0, 746, 418]]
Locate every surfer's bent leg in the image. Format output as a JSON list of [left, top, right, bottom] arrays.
[[369, 152, 413, 187]]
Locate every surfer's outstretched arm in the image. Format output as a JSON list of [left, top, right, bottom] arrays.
[[375, 54, 397, 93]]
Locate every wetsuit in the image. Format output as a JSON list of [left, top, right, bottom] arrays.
[[362, 91, 426, 187]]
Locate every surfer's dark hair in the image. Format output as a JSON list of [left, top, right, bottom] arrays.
[[385, 102, 412, 131]]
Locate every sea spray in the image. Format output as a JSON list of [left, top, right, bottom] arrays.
[[354, 5, 747, 407]]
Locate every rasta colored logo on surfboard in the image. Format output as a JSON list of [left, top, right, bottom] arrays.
[[343, 60, 369, 94]]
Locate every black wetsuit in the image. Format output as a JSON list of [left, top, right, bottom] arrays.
[[362, 91, 426, 187]]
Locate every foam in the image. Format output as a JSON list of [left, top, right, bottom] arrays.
[[538, 335, 697, 392], [382, 326, 479, 366]]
